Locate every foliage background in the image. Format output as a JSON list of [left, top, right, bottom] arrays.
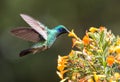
[[0, 0, 120, 82]]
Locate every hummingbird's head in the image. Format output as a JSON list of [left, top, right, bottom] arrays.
[[55, 25, 70, 37]]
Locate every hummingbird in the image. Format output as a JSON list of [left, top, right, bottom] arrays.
[[11, 14, 69, 57]]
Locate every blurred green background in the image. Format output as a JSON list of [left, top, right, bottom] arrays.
[[0, 0, 120, 82]]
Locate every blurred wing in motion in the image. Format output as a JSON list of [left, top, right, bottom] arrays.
[[11, 28, 45, 42], [20, 14, 47, 40]]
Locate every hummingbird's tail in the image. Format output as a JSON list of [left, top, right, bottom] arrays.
[[19, 46, 47, 57], [19, 48, 34, 57]]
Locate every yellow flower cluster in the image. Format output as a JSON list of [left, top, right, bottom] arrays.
[[57, 27, 120, 82], [56, 55, 68, 79]]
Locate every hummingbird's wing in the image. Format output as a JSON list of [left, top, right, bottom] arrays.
[[11, 28, 44, 42], [20, 14, 47, 40]]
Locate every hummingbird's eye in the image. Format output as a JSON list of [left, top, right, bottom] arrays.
[[55, 25, 68, 33], [58, 28, 63, 33], [58, 28, 68, 33], [61, 28, 64, 31]]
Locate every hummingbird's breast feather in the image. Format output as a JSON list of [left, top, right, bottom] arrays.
[[46, 30, 57, 48]]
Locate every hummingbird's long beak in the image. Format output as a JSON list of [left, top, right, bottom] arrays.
[[66, 28, 70, 33]]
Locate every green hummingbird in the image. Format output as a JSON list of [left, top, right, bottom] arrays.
[[11, 14, 69, 57]]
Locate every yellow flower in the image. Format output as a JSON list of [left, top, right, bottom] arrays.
[[57, 55, 68, 71], [115, 54, 120, 64], [57, 64, 66, 72], [88, 78, 94, 82], [58, 55, 68, 63], [72, 73, 80, 80], [60, 77, 68, 82], [82, 34, 90, 45], [109, 46, 115, 54], [72, 38, 81, 48], [56, 70, 68, 79], [89, 27, 98, 33], [69, 50, 75, 57], [93, 72, 99, 82], [68, 29, 80, 40], [109, 78, 116, 82], [116, 38, 120, 45], [72, 38, 77, 48], [115, 46, 120, 54], [99, 26, 105, 32], [114, 72, 120, 80], [106, 55, 115, 66]]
